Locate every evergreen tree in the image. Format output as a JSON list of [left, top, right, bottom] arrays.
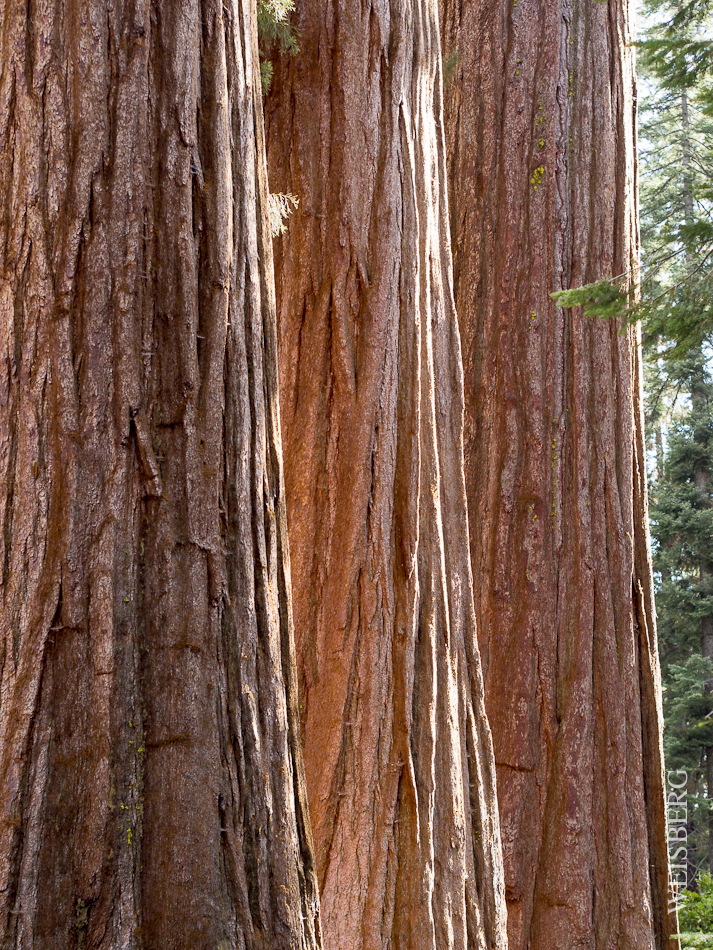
[[553, 1, 713, 359], [638, 0, 713, 358], [651, 357, 713, 881], [636, 0, 713, 892]]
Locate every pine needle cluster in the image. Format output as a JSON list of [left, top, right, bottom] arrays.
[[257, 0, 298, 93]]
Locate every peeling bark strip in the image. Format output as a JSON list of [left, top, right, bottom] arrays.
[[0, 0, 320, 947], [440, 0, 675, 947], [265, 2, 507, 948]]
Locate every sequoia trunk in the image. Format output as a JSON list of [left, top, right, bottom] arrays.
[[0, 0, 320, 947], [439, 0, 674, 947], [264, 2, 507, 948]]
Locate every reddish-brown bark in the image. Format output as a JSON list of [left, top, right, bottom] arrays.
[[439, 0, 675, 947], [0, 0, 319, 946], [265, 2, 507, 948]]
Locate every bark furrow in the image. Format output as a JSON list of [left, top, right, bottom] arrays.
[[265, 2, 508, 948], [0, 0, 319, 947], [439, 0, 675, 946]]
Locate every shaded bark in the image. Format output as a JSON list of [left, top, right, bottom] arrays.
[[264, 1, 507, 948], [439, 0, 675, 947], [0, 0, 320, 947]]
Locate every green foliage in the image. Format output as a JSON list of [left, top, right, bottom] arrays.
[[260, 61, 274, 95], [550, 279, 631, 321], [664, 655, 713, 757], [257, 0, 298, 93], [257, 0, 298, 53], [649, 357, 713, 880], [555, 0, 713, 359], [679, 934, 713, 948], [639, 0, 713, 92], [680, 874, 713, 933]]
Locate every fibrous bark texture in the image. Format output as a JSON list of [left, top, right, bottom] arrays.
[[265, 2, 507, 949], [439, 0, 675, 947], [0, 0, 320, 947]]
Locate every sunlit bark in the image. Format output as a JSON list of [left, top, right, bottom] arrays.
[[265, 1, 508, 947], [439, 0, 675, 946]]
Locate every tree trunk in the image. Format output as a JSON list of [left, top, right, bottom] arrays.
[[681, 90, 695, 234], [264, 3, 507, 948], [439, 1, 675, 948], [0, 1, 320, 947]]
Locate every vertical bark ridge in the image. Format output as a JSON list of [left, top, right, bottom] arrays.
[[439, 0, 675, 947], [0, 0, 320, 947], [265, 2, 507, 948]]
